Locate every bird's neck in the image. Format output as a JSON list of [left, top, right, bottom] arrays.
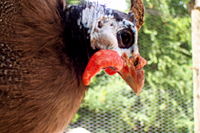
[[63, 7, 97, 81]]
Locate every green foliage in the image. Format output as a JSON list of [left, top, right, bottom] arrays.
[[67, 0, 81, 4], [70, 0, 193, 132]]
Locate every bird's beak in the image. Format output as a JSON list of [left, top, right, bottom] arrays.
[[118, 53, 147, 95], [103, 52, 147, 95]]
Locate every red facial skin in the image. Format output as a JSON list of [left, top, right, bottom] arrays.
[[82, 50, 124, 86], [82, 50, 147, 94]]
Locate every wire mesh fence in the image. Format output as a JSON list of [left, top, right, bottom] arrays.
[[68, 78, 193, 133]]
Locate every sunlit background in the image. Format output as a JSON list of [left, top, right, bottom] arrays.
[[87, 0, 128, 11]]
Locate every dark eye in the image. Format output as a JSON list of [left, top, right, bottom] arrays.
[[117, 29, 135, 48], [98, 21, 103, 28]]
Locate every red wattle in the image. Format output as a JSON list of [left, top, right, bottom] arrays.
[[104, 68, 117, 75], [82, 50, 123, 86]]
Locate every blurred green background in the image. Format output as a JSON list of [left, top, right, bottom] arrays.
[[68, 0, 193, 132]]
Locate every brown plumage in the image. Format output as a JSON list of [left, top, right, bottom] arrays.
[[0, 0, 145, 133], [0, 0, 86, 132]]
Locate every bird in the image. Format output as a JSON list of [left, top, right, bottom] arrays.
[[0, 0, 145, 133]]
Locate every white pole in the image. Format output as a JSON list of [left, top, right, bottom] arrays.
[[192, 0, 200, 132]]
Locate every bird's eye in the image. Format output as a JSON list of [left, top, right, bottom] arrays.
[[98, 21, 103, 28], [121, 31, 131, 45], [117, 29, 135, 48]]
